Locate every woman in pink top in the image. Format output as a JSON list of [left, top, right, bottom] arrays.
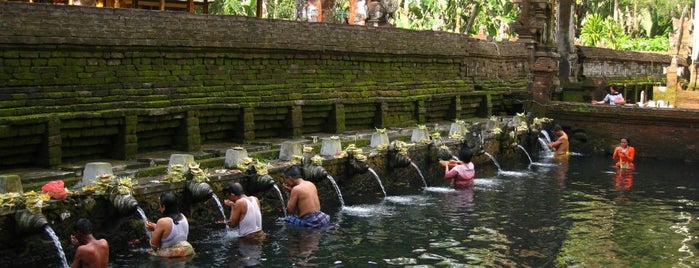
[[440, 147, 475, 189]]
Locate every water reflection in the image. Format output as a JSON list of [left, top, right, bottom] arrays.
[[284, 227, 323, 266], [230, 240, 263, 267], [613, 168, 634, 201]]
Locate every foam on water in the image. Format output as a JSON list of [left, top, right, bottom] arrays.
[[384, 195, 428, 204], [341, 204, 393, 217], [423, 186, 457, 193]]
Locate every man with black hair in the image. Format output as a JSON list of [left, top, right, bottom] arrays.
[[547, 124, 570, 158], [282, 165, 330, 228], [70, 218, 109, 268], [224, 182, 265, 242]]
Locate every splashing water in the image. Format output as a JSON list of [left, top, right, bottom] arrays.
[[516, 144, 533, 167], [210, 194, 230, 230], [272, 184, 288, 217], [367, 168, 387, 197], [410, 162, 428, 188], [540, 129, 552, 143], [483, 152, 502, 172], [538, 138, 554, 158], [136, 206, 153, 237], [326, 175, 345, 207], [43, 225, 69, 268]]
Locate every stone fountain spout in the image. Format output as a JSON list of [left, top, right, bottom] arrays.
[[241, 170, 277, 196], [14, 210, 48, 235], [303, 164, 329, 183], [185, 181, 214, 202], [388, 141, 412, 168], [109, 192, 139, 215]]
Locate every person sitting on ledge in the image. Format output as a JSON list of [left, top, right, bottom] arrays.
[[70, 218, 109, 268], [145, 192, 195, 258], [591, 84, 626, 106], [282, 165, 330, 228]]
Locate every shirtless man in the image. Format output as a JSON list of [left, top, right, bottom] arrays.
[[224, 182, 266, 242], [70, 218, 109, 268], [547, 124, 570, 157], [282, 165, 330, 228]]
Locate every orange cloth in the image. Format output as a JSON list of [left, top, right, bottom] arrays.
[[612, 146, 635, 169]]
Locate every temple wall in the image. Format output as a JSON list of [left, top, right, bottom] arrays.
[[562, 46, 672, 102], [0, 2, 530, 169]]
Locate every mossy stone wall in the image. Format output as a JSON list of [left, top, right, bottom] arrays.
[[0, 3, 531, 168]]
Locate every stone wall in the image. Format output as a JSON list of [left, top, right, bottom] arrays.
[[542, 102, 699, 162], [0, 2, 530, 169], [560, 46, 672, 102]]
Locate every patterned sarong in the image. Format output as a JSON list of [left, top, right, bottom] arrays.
[[284, 211, 330, 228], [149, 240, 195, 258]]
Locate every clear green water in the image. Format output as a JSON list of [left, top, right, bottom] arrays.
[[102, 154, 698, 267]]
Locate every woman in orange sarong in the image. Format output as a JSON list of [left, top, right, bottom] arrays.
[[612, 137, 635, 169]]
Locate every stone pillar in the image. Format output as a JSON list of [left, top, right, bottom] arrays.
[[512, 0, 560, 103], [176, 110, 201, 152], [375, 100, 388, 128], [450, 96, 462, 120], [532, 51, 560, 103], [415, 100, 425, 124], [113, 115, 138, 160], [330, 102, 345, 133], [40, 117, 62, 168], [667, 55, 679, 88], [556, 0, 576, 83], [290, 102, 304, 138], [242, 107, 256, 142]]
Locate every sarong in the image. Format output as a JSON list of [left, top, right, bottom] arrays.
[[284, 211, 330, 228], [149, 240, 195, 258]]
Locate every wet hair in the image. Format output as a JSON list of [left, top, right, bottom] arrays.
[[160, 192, 182, 224], [552, 124, 562, 132], [283, 165, 303, 179], [74, 218, 93, 235], [621, 136, 630, 144], [459, 147, 473, 163], [225, 182, 244, 196]]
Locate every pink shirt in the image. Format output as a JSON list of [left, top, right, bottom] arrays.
[[445, 162, 475, 189]]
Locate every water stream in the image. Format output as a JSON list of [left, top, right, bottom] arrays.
[[135, 206, 153, 238], [540, 129, 552, 143], [538, 137, 554, 158], [367, 168, 387, 197], [271, 184, 288, 217], [483, 152, 502, 172], [43, 225, 69, 268], [516, 144, 533, 167], [210, 194, 230, 230], [409, 162, 427, 189], [326, 175, 345, 207]]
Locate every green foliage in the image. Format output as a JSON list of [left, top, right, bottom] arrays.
[[209, 0, 257, 16]]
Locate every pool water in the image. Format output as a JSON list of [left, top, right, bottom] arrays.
[[106, 154, 698, 267]]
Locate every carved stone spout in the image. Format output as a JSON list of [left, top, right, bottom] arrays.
[[14, 210, 48, 235], [242, 173, 277, 196], [109, 193, 139, 215], [185, 181, 214, 202], [348, 157, 369, 175], [388, 141, 412, 168], [303, 164, 329, 183]]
